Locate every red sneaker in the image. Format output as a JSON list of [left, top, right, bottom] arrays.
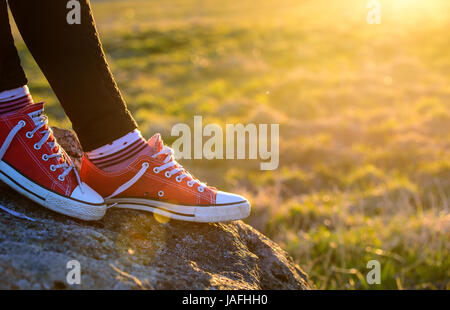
[[0, 103, 106, 220], [81, 134, 251, 222]]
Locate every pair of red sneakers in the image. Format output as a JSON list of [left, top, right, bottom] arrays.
[[0, 103, 250, 222]]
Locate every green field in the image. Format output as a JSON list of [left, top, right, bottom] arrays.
[[12, 0, 450, 289]]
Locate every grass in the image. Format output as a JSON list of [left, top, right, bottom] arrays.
[[11, 0, 450, 289]]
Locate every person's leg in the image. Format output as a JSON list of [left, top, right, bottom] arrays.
[[7, 0, 137, 151], [0, 0, 33, 112], [0, 0, 27, 92]]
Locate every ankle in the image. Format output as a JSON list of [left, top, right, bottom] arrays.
[[0, 86, 34, 115], [86, 129, 150, 172]]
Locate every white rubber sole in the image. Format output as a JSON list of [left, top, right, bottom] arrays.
[[0, 160, 106, 221], [106, 197, 251, 223]]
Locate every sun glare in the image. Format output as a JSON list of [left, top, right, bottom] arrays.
[[382, 0, 447, 17]]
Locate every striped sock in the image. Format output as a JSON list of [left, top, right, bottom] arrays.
[[86, 129, 150, 172], [0, 86, 34, 115]]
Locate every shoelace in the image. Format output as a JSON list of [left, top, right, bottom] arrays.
[[105, 145, 206, 199], [0, 117, 83, 192], [152, 146, 207, 191]]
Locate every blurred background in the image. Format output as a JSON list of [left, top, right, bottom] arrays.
[[12, 0, 449, 289]]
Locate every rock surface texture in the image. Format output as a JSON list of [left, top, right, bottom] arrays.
[[0, 128, 311, 290]]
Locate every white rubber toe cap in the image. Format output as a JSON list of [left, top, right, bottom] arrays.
[[215, 191, 248, 205], [71, 183, 104, 205]]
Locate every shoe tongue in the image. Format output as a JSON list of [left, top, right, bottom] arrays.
[[25, 103, 45, 126], [147, 133, 163, 154]]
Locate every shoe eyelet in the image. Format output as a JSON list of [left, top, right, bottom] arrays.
[[58, 175, 65, 182], [142, 162, 149, 168], [158, 190, 164, 197], [176, 176, 182, 182], [34, 143, 41, 150], [26, 132, 33, 139], [165, 171, 171, 178], [50, 165, 56, 172], [153, 167, 160, 174], [187, 181, 194, 187], [198, 187, 204, 193], [18, 120, 26, 127], [42, 154, 49, 161]]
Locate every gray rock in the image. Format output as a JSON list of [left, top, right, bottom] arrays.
[[0, 128, 311, 290]]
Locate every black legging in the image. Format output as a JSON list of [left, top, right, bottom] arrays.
[[0, 0, 137, 151]]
